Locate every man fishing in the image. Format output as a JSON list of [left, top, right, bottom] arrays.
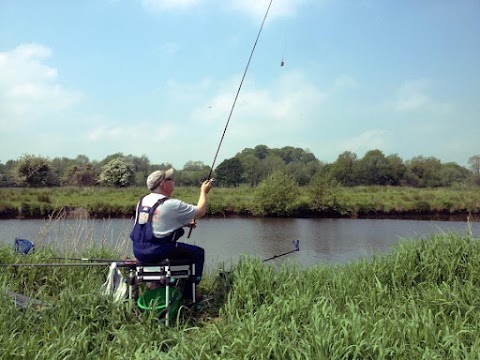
[[131, 169, 213, 293]]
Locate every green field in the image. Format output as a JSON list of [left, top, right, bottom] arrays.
[[1, 233, 479, 359], [0, 185, 479, 220]]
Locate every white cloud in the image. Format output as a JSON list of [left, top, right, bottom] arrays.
[[82, 119, 181, 163], [393, 79, 452, 114], [0, 43, 82, 130], [86, 120, 177, 143], [394, 79, 430, 112], [228, 0, 311, 21], [336, 129, 391, 156], [333, 74, 359, 91], [114, 68, 327, 166], [190, 69, 326, 149], [165, 77, 213, 102]]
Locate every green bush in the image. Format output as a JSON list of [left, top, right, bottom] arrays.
[[253, 172, 300, 216], [308, 173, 342, 212]]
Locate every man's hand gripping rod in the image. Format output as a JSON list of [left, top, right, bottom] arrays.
[[187, 178, 216, 238]]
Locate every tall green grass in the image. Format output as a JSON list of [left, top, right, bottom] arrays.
[[1, 233, 480, 359]]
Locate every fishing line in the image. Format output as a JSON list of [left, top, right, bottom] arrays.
[[207, 0, 274, 179]]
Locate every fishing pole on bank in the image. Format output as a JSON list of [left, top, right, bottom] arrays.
[[1, 240, 299, 268], [218, 240, 300, 278], [262, 240, 300, 262], [206, 0, 274, 180], [0, 262, 124, 268]]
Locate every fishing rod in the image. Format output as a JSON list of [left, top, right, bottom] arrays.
[[219, 240, 300, 277], [1, 241, 300, 267], [0, 262, 118, 267], [0, 259, 138, 268], [262, 240, 300, 263], [188, 0, 273, 239], [11, 238, 134, 265], [207, 0, 273, 180], [49, 256, 132, 263]]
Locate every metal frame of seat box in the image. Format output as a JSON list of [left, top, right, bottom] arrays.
[[128, 258, 196, 325]]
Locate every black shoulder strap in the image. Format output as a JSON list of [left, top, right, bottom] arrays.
[[146, 197, 169, 223]]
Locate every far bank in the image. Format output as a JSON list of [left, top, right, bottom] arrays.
[[0, 185, 478, 221]]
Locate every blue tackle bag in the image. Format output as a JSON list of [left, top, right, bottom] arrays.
[[14, 238, 35, 255]]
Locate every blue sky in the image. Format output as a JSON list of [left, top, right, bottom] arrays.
[[1, 0, 479, 169]]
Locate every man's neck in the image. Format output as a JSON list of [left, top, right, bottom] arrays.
[[152, 190, 170, 197]]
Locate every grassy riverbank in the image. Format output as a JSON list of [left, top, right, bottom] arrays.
[[0, 185, 479, 220], [1, 233, 480, 359]]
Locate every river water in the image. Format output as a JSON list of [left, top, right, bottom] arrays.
[[1, 218, 478, 270]]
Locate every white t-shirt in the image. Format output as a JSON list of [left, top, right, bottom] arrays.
[[135, 193, 197, 238]]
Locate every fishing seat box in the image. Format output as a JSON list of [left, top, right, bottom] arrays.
[[136, 258, 195, 284], [132, 258, 196, 322]]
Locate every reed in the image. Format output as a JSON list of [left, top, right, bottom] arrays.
[[1, 232, 480, 359]]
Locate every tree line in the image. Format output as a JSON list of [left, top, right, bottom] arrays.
[[0, 146, 479, 188]]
